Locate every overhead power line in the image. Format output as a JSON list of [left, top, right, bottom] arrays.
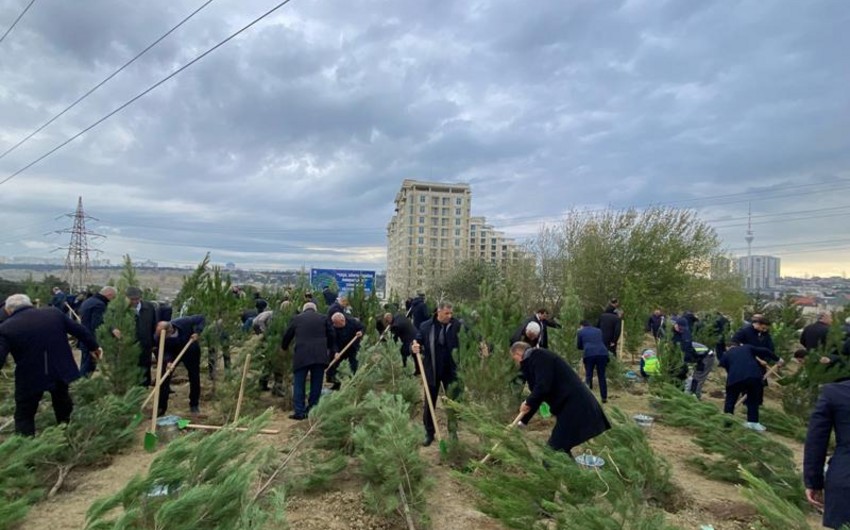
[[0, 0, 35, 46], [0, 0, 215, 161], [0, 0, 296, 187]]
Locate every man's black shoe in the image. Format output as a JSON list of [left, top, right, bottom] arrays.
[[422, 434, 434, 447], [288, 413, 307, 421]]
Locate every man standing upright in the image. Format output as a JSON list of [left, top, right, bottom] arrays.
[[409, 291, 430, 330], [281, 302, 334, 420], [78, 286, 117, 377], [0, 294, 102, 436], [732, 315, 775, 353], [411, 301, 464, 446], [646, 309, 665, 341], [598, 305, 622, 356], [127, 286, 157, 387]]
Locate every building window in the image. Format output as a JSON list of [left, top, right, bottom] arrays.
[[431, 228, 438, 236], [442, 208, 449, 216], [442, 197, 450, 205], [441, 228, 448, 236], [419, 195, 426, 203], [418, 237, 424, 244], [431, 217, 438, 225], [419, 206, 425, 213], [418, 216, 425, 224], [455, 208, 461, 215], [454, 238, 460, 246], [441, 218, 448, 226], [432, 197, 439, 205], [418, 227, 424, 234], [408, 237, 413, 245], [455, 219, 461, 225], [432, 207, 439, 215], [455, 229, 461, 236], [456, 198, 463, 205]]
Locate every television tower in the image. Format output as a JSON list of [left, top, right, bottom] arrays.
[[56, 197, 103, 292]]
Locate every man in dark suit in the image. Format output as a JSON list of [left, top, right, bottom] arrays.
[[732, 315, 775, 353], [127, 286, 157, 387], [411, 301, 465, 446], [281, 302, 334, 420], [409, 292, 430, 330], [718, 341, 782, 431], [511, 308, 561, 349], [511, 341, 610, 456], [0, 294, 102, 436], [801, 312, 832, 353], [804, 378, 850, 529], [598, 307, 622, 356], [78, 286, 117, 376], [326, 312, 364, 388], [384, 312, 418, 372], [155, 315, 205, 416]]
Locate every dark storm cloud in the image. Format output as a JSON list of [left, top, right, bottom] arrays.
[[0, 0, 848, 273]]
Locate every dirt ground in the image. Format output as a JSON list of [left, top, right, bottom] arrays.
[[18, 352, 828, 530]]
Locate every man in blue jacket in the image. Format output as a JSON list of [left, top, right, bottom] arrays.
[[718, 341, 782, 432], [78, 286, 117, 377], [0, 294, 102, 436], [804, 378, 850, 529], [511, 341, 610, 456], [577, 320, 610, 403], [155, 314, 205, 416]]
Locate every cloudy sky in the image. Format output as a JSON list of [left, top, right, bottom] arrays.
[[0, 0, 848, 277]]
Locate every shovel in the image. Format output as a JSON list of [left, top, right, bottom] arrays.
[[175, 418, 279, 435], [413, 345, 447, 455], [479, 411, 526, 465], [736, 361, 783, 407], [144, 331, 167, 452], [135, 337, 198, 422], [233, 352, 252, 424]]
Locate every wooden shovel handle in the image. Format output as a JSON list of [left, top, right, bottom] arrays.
[[141, 337, 197, 410], [479, 412, 526, 464], [150, 331, 167, 433], [183, 423, 279, 435], [233, 353, 252, 423], [325, 332, 362, 373], [414, 347, 442, 443]]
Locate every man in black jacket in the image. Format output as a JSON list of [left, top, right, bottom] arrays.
[[804, 378, 850, 529], [511, 308, 561, 349], [78, 286, 117, 376], [646, 309, 665, 341], [801, 312, 832, 353], [409, 292, 430, 330], [411, 301, 464, 446], [0, 294, 102, 435], [155, 315, 205, 416], [732, 315, 775, 353], [326, 312, 364, 388], [718, 341, 782, 432], [384, 312, 418, 371], [127, 286, 157, 387], [598, 307, 622, 356], [511, 341, 610, 456], [281, 302, 334, 420]]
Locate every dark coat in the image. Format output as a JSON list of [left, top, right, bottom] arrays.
[[646, 314, 664, 338], [390, 314, 417, 344], [511, 315, 560, 349], [577, 326, 609, 358], [801, 321, 831, 352], [327, 302, 345, 317], [732, 324, 775, 353], [597, 312, 621, 348], [322, 287, 337, 306], [135, 300, 158, 353], [281, 308, 334, 371], [332, 315, 364, 356], [156, 302, 173, 322], [415, 317, 462, 384], [804, 380, 850, 529], [520, 347, 610, 448], [163, 315, 205, 359], [0, 306, 99, 394], [718, 344, 779, 386], [79, 293, 110, 334], [410, 296, 430, 329]]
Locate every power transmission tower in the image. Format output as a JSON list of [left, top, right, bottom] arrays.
[[55, 197, 103, 292]]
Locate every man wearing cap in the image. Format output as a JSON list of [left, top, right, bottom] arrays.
[[127, 286, 158, 387]]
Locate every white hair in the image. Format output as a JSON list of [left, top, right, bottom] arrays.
[[100, 286, 117, 298], [5, 294, 33, 313], [331, 312, 346, 324], [525, 321, 541, 337], [302, 302, 317, 312]]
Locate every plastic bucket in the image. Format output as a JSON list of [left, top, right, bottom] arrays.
[[156, 415, 180, 443], [575, 453, 605, 470], [633, 413, 654, 430]]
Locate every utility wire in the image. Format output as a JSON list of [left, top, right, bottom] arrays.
[[0, 0, 295, 187], [0, 0, 215, 161], [0, 0, 35, 46]]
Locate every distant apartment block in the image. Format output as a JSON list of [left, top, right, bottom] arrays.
[[386, 179, 518, 297], [736, 255, 781, 291]]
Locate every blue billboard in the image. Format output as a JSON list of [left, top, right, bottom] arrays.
[[311, 268, 376, 295]]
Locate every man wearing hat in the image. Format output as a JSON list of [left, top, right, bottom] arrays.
[[126, 287, 158, 386]]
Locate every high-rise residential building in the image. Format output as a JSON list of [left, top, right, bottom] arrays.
[[386, 179, 517, 297], [736, 255, 781, 291]]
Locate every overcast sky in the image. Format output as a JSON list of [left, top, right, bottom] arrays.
[[0, 0, 848, 277]]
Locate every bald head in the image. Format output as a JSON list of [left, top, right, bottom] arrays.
[[331, 312, 346, 327]]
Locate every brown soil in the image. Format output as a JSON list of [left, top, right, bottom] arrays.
[[17, 353, 829, 530]]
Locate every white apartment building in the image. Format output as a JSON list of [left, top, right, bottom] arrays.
[[386, 180, 518, 297], [736, 255, 781, 291]]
